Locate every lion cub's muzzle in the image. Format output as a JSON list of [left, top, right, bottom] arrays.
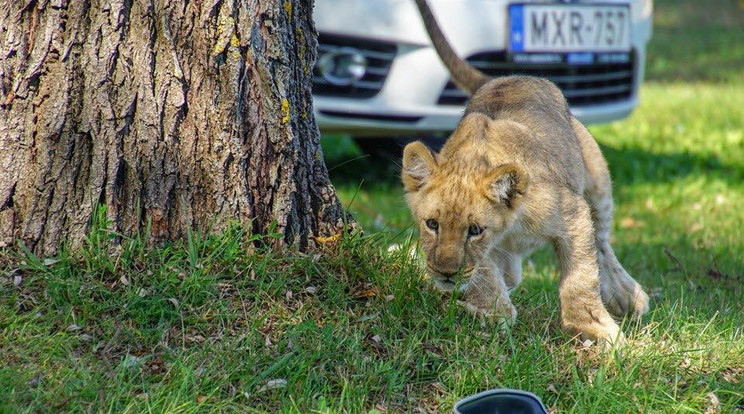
[[426, 263, 475, 287]]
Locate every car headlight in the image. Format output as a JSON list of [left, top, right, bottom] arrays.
[[317, 47, 368, 86]]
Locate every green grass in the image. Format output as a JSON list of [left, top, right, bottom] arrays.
[[2, 0, 744, 412], [324, 85, 744, 413], [646, 0, 744, 83]]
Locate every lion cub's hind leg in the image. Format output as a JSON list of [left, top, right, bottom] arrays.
[[554, 195, 622, 344], [571, 117, 650, 319], [597, 247, 650, 319]]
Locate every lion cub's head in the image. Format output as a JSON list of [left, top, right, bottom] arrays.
[[401, 116, 529, 291]]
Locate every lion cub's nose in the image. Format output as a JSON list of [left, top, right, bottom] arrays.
[[434, 245, 463, 276], [434, 259, 461, 277], [437, 270, 457, 279]]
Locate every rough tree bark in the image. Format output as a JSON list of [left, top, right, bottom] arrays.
[[0, 0, 353, 256]]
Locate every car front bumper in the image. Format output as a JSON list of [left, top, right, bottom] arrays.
[[313, 0, 653, 135]]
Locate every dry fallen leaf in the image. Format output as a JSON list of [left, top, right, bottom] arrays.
[[121, 354, 140, 368], [422, 343, 442, 356], [119, 275, 129, 286], [586, 368, 598, 386], [645, 198, 656, 211], [721, 367, 742, 383], [315, 232, 341, 244], [704, 392, 720, 414], [431, 382, 446, 393], [357, 289, 377, 298], [185, 334, 205, 343], [27, 376, 41, 388], [256, 379, 287, 393], [620, 217, 644, 229]]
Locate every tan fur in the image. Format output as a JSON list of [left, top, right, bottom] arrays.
[[404, 0, 650, 344]]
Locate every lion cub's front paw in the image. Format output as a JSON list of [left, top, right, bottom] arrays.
[[457, 298, 517, 329], [562, 311, 624, 347]]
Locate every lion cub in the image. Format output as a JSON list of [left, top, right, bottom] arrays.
[[403, 0, 650, 343]]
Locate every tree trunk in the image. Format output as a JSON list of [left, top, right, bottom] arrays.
[[0, 0, 352, 256]]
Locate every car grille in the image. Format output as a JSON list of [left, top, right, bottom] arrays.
[[438, 51, 635, 107], [312, 34, 397, 99]]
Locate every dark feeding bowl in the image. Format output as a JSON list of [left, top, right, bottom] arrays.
[[454, 389, 549, 414]]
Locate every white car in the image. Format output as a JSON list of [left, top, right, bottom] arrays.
[[312, 0, 653, 142]]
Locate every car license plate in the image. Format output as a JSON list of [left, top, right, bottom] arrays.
[[509, 3, 631, 53]]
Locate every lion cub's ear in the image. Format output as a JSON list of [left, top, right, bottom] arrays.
[[402, 141, 438, 192], [484, 163, 529, 208]]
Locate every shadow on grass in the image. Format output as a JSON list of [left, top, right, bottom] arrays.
[[324, 138, 744, 319], [326, 149, 402, 186], [325, 139, 744, 189], [600, 143, 744, 186], [647, 0, 744, 83], [507, 233, 743, 319]]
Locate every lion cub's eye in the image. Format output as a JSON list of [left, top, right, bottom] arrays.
[[468, 223, 484, 237], [425, 219, 439, 231]]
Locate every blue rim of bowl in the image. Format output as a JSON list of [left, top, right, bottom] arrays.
[[453, 388, 549, 414]]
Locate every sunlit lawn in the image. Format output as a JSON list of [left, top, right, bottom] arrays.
[[1, 0, 743, 412]]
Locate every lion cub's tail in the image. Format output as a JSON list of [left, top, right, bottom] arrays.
[[413, 0, 491, 94]]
